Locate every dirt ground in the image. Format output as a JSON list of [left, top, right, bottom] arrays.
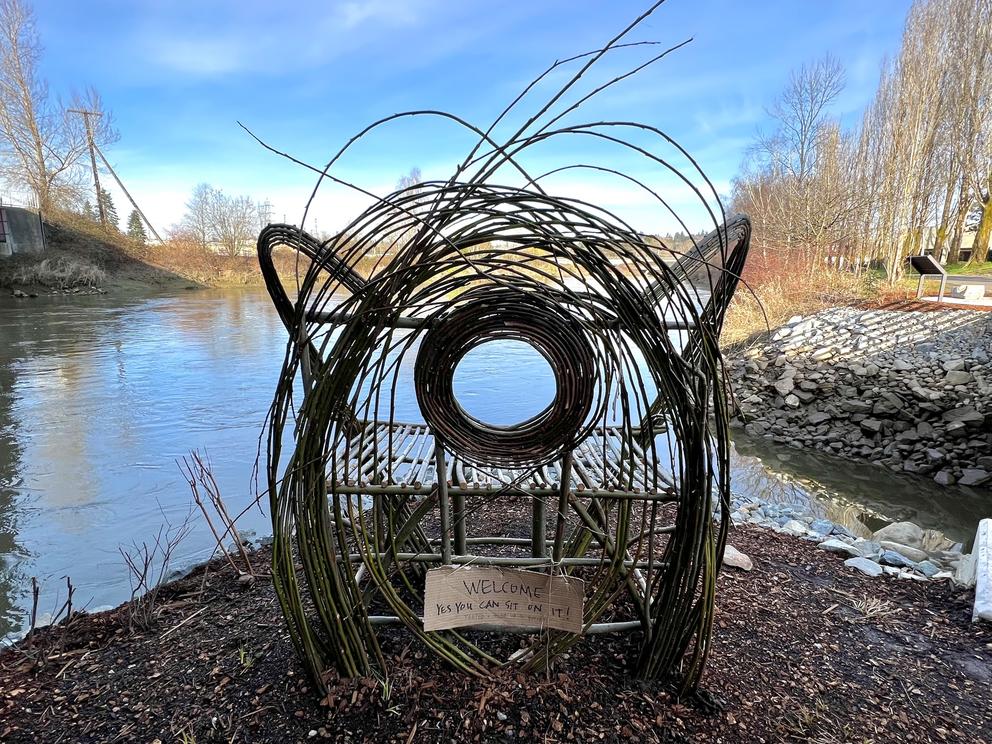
[[2, 521, 989, 744]]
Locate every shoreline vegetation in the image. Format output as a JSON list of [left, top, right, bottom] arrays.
[[1, 499, 989, 743], [0, 212, 291, 294], [5, 208, 989, 340]]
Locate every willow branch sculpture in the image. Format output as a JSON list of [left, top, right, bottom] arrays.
[[256, 1, 751, 696]]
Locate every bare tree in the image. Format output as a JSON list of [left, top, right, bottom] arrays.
[[958, 0, 992, 262], [396, 166, 422, 191], [178, 182, 213, 249], [210, 189, 256, 257], [0, 0, 114, 210], [738, 0, 992, 283], [735, 55, 855, 273]]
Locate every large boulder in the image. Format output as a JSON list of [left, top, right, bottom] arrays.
[[873, 521, 924, 549]]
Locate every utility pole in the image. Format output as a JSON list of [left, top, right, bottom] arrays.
[[68, 108, 106, 227]]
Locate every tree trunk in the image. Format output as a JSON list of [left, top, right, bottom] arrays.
[[933, 176, 958, 261], [947, 183, 971, 264], [973, 195, 992, 264]]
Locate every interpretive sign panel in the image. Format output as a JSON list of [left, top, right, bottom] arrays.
[[423, 566, 585, 634]]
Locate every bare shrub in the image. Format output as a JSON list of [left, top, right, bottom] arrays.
[[8, 575, 77, 670], [179, 450, 256, 577], [722, 250, 869, 347], [119, 512, 193, 630]]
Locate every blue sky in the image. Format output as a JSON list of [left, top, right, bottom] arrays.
[[33, 0, 912, 236]]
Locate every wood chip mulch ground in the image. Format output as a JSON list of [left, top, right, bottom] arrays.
[[1, 525, 990, 743]]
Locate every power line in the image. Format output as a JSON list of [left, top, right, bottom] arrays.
[[92, 143, 163, 243]]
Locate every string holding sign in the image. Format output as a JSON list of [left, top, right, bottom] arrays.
[[423, 566, 585, 634]]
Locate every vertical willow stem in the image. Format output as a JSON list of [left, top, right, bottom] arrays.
[[552, 451, 573, 564], [531, 496, 547, 558], [435, 441, 452, 564], [452, 490, 467, 556]]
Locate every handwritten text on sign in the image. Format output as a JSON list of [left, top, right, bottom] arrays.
[[423, 566, 585, 634]]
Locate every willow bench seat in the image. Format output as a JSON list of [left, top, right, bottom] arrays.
[[332, 421, 673, 498]]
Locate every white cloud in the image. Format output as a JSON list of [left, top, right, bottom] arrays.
[[138, 0, 438, 78]]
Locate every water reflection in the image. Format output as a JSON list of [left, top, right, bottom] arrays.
[[731, 433, 987, 546], [0, 289, 988, 637], [0, 291, 285, 635]]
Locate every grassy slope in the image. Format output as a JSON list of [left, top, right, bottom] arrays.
[[0, 214, 274, 293]]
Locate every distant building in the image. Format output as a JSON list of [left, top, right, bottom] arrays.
[[0, 205, 45, 258], [205, 240, 254, 257]]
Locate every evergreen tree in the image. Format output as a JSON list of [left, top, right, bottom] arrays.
[[126, 209, 147, 243], [98, 188, 119, 230], [82, 200, 96, 222]]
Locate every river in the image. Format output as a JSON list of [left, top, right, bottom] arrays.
[[0, 288, 988, 637]]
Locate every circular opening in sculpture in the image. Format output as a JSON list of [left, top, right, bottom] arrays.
[[452, 340, 557, 428]]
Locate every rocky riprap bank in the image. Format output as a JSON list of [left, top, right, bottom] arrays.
[[729, 306, 992, 489], [723, 491, 990, 622], [725, 490, 968, 582]]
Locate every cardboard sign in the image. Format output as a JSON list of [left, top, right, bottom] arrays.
[[423, 566, 585, 634]]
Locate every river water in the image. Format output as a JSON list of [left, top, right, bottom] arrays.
[[0, 288, 988, 636]]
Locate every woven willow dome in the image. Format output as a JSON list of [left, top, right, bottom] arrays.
[[256, 9, 751, 695]]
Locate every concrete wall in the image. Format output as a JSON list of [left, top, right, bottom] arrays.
[[0, 206, 45, 258]]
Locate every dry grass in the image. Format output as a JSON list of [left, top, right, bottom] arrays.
[[8, 255, 107, 289], [722, 250, 875, 348], [149, 239, 310, 287]]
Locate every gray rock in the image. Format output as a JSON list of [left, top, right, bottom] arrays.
[[781, 519, 808, 535], [860, 418, 883, 434], [873, 521, 924, 548], [807, 411, 832, 425], [959, 469, 991, 487], [844, 556, 883, 577], [878, 541, 929, 563], [784, 393, 800, 408], [942, 359, 966, 372], [942, 406, 984, 425], [879, 550, 917, 568], [934, 469, 957, 486], [722, 544, 753, 571], [916, 560, 942, 578], [773, 377, 795, 396], [840, 400, 873, 414], [809, 519, 834, 536], [873, 391, 904, 415], [745, 422, 768, 437], [853, 539, 882, 558], [944, 370, 974, 386], [818, 538, 861, 558]]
